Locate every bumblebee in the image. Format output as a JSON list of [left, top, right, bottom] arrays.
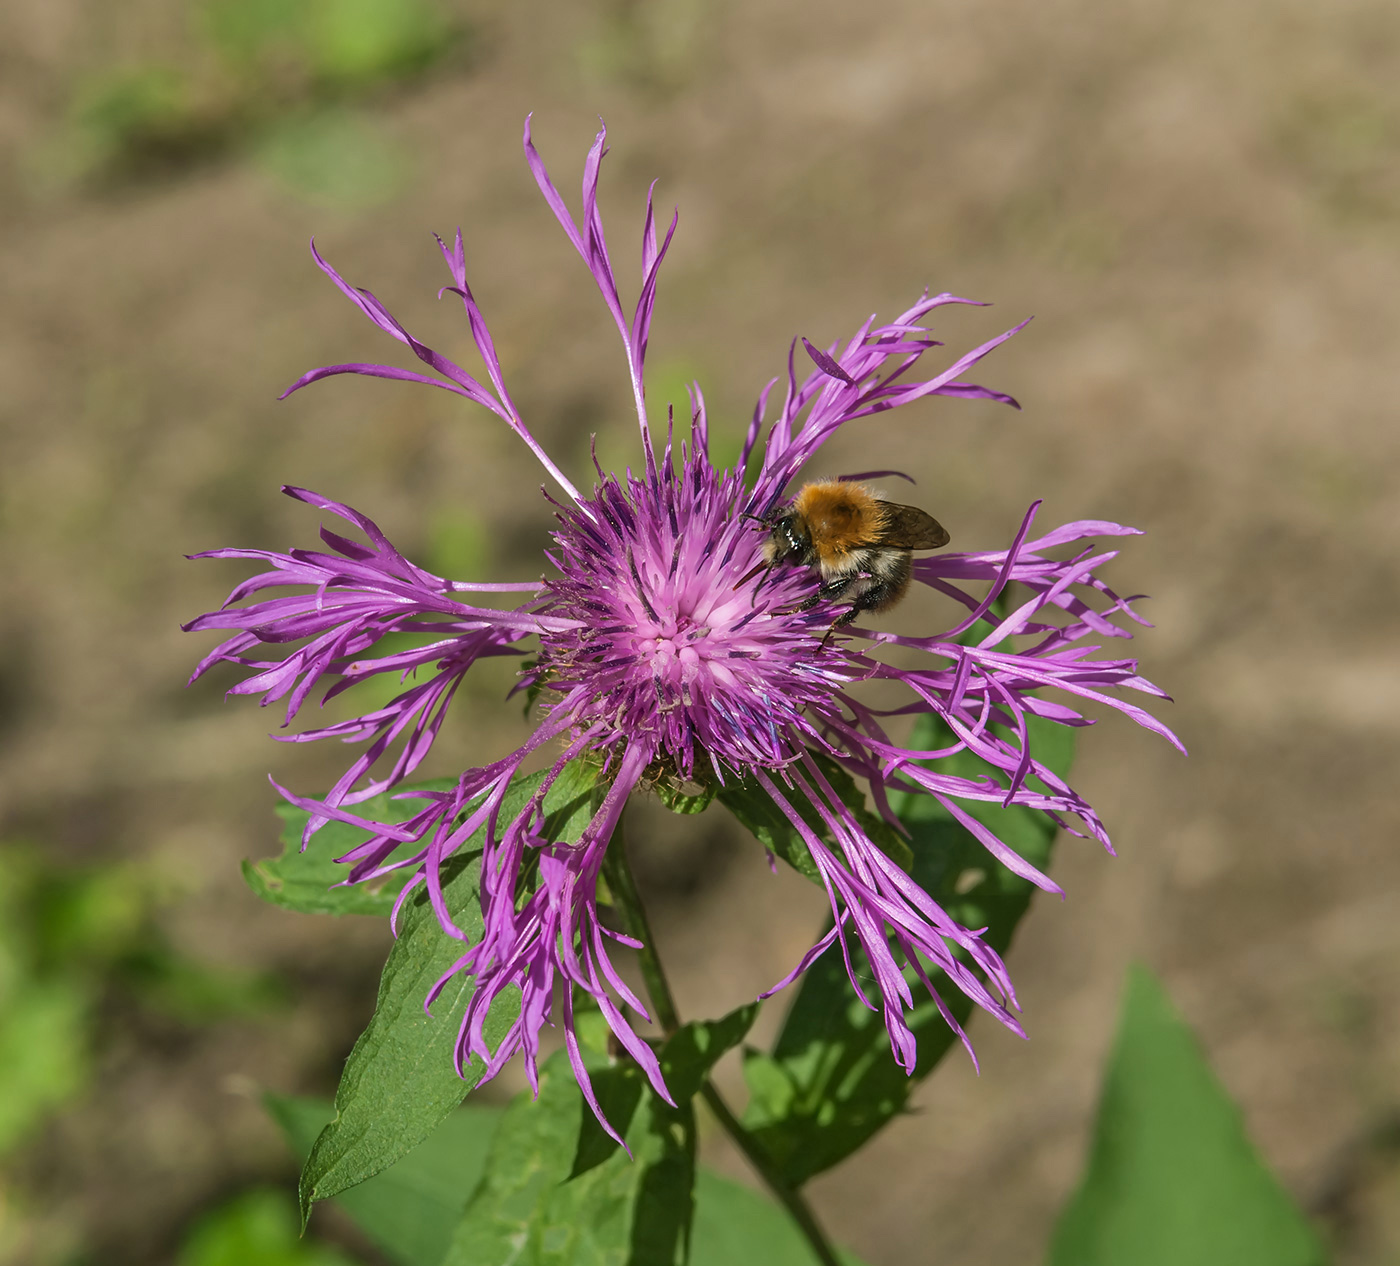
[[760, 480, 949, 628]]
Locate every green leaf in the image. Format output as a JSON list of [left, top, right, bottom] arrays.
[[570, 1002, 760, 1180], [691, 1168, 871, 1266], [268, 1093, 502, 1266], [662, 1003, 760, 1102], [1048, 965, 1327, 1266], [653, 775, 718, 817], [717, 751, 912, 884], [299, 761, 600, 1220], [741, 710, 1075, 1185], [243, 778, 456, 917], [717, 777, 821, 883], [267, 1037, 865, 1266], [442, 1048, 695, 1266]]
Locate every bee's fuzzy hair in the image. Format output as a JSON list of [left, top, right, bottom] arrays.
[[789, 481, 889, 557]]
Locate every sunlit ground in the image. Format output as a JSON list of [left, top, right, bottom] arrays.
[[1, 0, 1399, 1261]]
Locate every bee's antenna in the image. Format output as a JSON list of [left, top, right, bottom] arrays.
[[735, 509, 777, 603]]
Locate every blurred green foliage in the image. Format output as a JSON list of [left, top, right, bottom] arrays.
[[576, 0, 708, 97], [253, 111, 413, 210], [592, 356, 755, 481], [1275, 88, 1400, 229], [0, 979, 87, 1161], [68, 67, 199, 174], [59, 0, 465, 199], [176, 1187, 359, 1266], [0, 842, 281, 1161], [422, 505, 491, 583], [295, 0, 453, 87]]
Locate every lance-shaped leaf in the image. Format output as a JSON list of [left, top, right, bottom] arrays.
[[446, 1005, 756, 1265], [442, 1049, 694, 1266], [268, 1093, 502, 1266], [1049, 965, 1326, 1266], [569, 1001, 761, 1181], [244, 779, 455, 917], [299, 761, 600, 1220], [269, 1083, 875, 1266], [741, 710, 1075, 1185]]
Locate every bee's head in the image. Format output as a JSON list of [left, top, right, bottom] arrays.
[[762, 507, 811, 566]]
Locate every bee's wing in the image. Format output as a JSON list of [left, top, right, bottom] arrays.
[[881, 503, 950, 549]]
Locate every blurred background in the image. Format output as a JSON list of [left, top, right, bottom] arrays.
[[1, 0, 1398, 1261]]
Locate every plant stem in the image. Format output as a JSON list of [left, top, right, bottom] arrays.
[[602, 827, 680, 1036], [603, 827, 843, 1266], [696, 1081, 843, 1266]]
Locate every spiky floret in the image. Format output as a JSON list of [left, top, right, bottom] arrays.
[[186, 119, 1182, 1141], [538, 444, 853, 785]]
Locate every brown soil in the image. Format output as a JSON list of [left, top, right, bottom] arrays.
[[2, 0, 1398, 1262]]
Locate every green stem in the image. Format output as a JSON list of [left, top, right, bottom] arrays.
[[603, 828, 842, 1266], [696, 1081, 843, 1266], [602, 827, 680, 1036]]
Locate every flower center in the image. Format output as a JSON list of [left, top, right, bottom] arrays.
[[538, 466, 843, 777], [635, 612, 711, 658]]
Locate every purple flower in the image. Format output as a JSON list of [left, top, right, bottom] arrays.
[[186, 119, 1181, 1142]]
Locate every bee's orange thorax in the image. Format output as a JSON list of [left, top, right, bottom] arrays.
[[790, 481, 887, 557]]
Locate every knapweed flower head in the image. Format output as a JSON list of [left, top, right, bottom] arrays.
[[186, 119, 1182, 1142]]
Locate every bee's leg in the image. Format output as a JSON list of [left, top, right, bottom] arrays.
[[848, 554, 911, 618], [817, 615, 850, 649], [794, 574, 858, 613], [815, 578, 875, 646], [821, 563, 909, 643]]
